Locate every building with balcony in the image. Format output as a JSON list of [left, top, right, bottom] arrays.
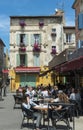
[[48, 0, 83, 88], [48, 26, 76, 86], [9, 10, 65, 91]]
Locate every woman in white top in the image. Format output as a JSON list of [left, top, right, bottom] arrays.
[[22, 94, 42, 130]]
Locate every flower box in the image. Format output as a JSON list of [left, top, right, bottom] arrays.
[[51, 49, 56, 54], [19, 47, 26, 52], [39, 22, 44, 27], [33, 43, 41, 52]]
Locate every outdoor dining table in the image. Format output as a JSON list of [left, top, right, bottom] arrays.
[[34, 102, 75, 130], [35, 104, 49, 126]]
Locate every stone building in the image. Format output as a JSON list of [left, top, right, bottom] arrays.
[[9, 10, 65, 91], [0, 39, 5, 81], [49, 26, 76, 85], [48, 0, 83, 88]]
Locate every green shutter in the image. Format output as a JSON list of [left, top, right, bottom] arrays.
[[25, 34, 28, 46], [34, 55, 36, 66], [16, 54, 20, 66], [39, 34, 41, 44], [25, 54, 27, 66], [36, 54, 40, 66], [30, 34, 34, 45], [34, 54, 40, 67], [16, 34, 20, 46]]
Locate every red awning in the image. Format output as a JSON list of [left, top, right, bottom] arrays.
[[55, 56, 83, 73], [2, 69, 9, 74], [15, 67, 40, 73]]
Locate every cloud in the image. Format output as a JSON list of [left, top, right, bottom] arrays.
[[0, 15, 9, 34]]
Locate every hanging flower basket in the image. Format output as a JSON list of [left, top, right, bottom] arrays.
[[19, 21, 26, 27], [33, 43, 41, 52], [51, 49, 56, 54], [39, 22, 44, 27]]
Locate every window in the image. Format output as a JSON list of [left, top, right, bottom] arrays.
[[66, 33, 72, 43], [20, 34, 26, 46], [52, 28, 56, 32], [51, 28, 56, 40], [16, 34, 28, 46], [68, 51, 73, 55], [20, 54, 25, 66], [31, 34, 41, 45], [77, 40, 83, 48], [34, 34, 40, 43], [51, 46, 56, 54], [39, 19, 44, 27], [16, 54, 27, 66]]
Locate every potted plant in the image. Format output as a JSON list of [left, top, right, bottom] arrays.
[[19, 20, 26, 27]]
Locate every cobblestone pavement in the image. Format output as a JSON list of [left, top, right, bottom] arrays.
[[0, 92, 83, 130]]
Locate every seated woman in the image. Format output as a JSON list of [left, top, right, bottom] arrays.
[[22, 94, 42, 130], [49, 91, 70, 125]]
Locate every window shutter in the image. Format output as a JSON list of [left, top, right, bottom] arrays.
[[72, 34, 75, 42], [39, 34, 41, 44], [25, 54, 27, 66], [64, 34, 66, 43], [16, 34, 20, 46], [16, 54, 20, 66], [34, 54, 40, 67], [36, 55, 40, 66], [30, 34, 34, 45], [34, 55, 36, 66], [25, 34, 28, 46], [78, 13, 83, 29]]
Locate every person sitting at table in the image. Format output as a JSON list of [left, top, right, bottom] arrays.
[[49, 91, 70, 125], [22, 94, 42, 130], [41, 87, 49, 98]]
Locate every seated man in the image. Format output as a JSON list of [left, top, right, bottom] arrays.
[[22, 94, 42, 130]]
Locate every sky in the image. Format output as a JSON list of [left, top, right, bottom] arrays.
[[0, 0, 75, 52]]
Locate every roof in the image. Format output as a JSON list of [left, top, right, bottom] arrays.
[[10, 15, 63, 19], [63, 26, 75, 29], [72, 0, 78, 9], [0, 39, 5, 47]]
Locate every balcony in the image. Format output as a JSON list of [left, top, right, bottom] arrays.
[[19, 47, 26, 52], [33, 43, 41, 52]]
